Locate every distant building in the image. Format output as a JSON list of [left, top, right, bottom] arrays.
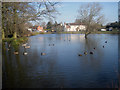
[[37, 26, 43, 32], [27, 28, 32, 32], [64, 23, 86, 31], [101, 28, 106, 31], [118, 1, 120, 23], [108, 27, 113, 31], [32, 26, 37, 31], [27, 26, 44, 32], [51, 23, 64, 32]]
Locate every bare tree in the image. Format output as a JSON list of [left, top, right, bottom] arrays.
[[36, 1, 59, 20], [76, 3, 105, 39], [2, 1, 59, 38]]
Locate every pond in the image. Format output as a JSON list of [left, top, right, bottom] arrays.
[[2, 34, 119, 88]]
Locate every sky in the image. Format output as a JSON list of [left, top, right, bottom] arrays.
[[46, 2, 118, 25], [2, 0, 119, 26]]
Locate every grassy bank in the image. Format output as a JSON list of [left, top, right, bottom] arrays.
[[2, 37, 28, 43], [30, 32, 52, 36], [2, 37, 28, 50], [2, 30, 120, 44], [57, 30, 120, 34], [27, 29, 120, 35], [91, 31, 120, 34]]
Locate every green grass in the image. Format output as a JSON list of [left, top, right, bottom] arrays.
[[91, 31, 120, 34], [30, 32, 41, 36], [28, 29, 120, 35], [57, 31, 84, 34], [30, 32, 53, 36], [2, 37, 28, 43], [56, 30, 120, 34]]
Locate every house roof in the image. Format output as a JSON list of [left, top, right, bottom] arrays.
[[66, 23, 85, 25], [37, 26, 43, 30], [30, 26, 43, 29], [66, 25, 70, 28]]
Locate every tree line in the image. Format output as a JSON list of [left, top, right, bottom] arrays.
[[46, 21, 64, 32], [2, 2, 116, 39], [106, 21, 120, 29]]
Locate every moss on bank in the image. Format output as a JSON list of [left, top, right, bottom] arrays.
[[2, 37, 28, 43], [2, 37, 28, 51]]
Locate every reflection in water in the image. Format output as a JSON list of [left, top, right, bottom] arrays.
[[0, 34, 2, 89], [2, 34, 119, 88]]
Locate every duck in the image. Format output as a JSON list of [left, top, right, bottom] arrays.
[[105, 41, 107, 43], [14, 51, 19, 55], [90, 52, 93, 54], [23, 52, 28, 55], [8, 44, 11, 47], [22, 43, 27, 47], [41, 52, 46, 55], [84, 51, 87, 55], [103, 45, 104, 48], [78, 54, 82, 56], [93, 48, 96, 50], [25, 46, 30, 49]]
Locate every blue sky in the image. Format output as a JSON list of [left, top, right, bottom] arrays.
[[51, 2, 118, 25]]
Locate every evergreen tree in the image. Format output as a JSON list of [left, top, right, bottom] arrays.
[[46, 21, 52, 30]]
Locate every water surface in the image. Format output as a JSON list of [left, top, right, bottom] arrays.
[[2, 34, 119, 88]]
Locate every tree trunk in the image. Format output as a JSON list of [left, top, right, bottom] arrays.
[[85, 33, 88, 39], [13, 4, 17, 39], [13, 32, 17, 38], [85, 31, 91, 39], [2, 29, 5, 39]]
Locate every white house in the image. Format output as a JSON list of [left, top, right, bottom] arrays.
[[64, 23, 86, 31], [101, 28, 106, 31], [27, 28, 32, 32]]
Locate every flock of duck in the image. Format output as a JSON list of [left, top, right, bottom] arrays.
[[13, 43, 31, 55], [13, 43, 54, 56], [12, 39, 107, 56], [78, 40, 107, 56]]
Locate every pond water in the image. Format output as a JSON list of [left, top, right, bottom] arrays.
[[2, 34, 119, 88]]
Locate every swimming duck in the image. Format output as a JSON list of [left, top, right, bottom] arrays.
[[90, 52, 93, 54], [105, 41, 107, 43], [103, 46, 104, 48], [23, 52, 28, 55], [93, 48, 96, 49], [78, 54, 82, 56], [25, 46, 30, 48], [14, 51, 19, 55], [41, 52, 46, 55], [22, 43, 27, 47], [84, 51, 87, 55], [8, 44, 11, 47]]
